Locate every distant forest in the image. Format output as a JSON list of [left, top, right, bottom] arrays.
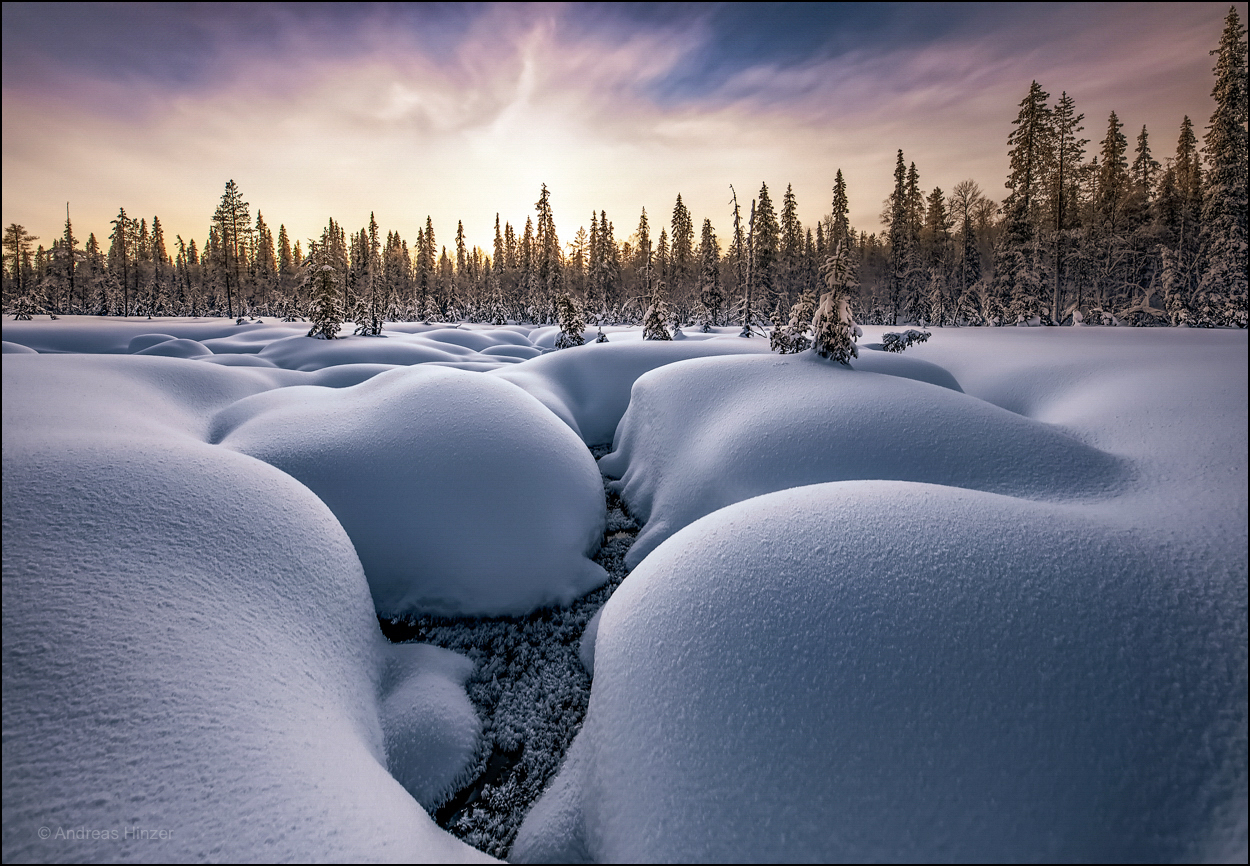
[[4, 9, 1245, 329]]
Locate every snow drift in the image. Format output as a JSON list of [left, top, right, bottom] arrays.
[[2, 355, 492, 863], [217, 365, 608, 617], [601, 350, 1130, 567], [514, 481, 1247, 863]]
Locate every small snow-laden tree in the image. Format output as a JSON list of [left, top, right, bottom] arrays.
[[8, 293, 41, 320], [642, 289, 673, 340], [772, 290, 817, 354], [768, 300, 788, 352], [596, 322, 609, 343], [812, 242, 860, 364], [304, 238, 343, 340], [554, 294, 586, 348], [881, 328, 931, 352]]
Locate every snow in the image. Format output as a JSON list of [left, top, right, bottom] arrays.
[[3, 317, 1245, 862], [515, 324, 1247, 863], [515, 480, 1246, 863], [600, 349, 1130, 568], [2, 354, 492, 863], [381, 643, 483, 812], [491, 337, 775, 445], [218, 365, 609, 617]]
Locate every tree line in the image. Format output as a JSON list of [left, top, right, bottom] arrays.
[[4, 8, 1244, 329]]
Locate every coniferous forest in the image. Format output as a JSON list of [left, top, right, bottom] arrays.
[[4, 8, 1245, 331]]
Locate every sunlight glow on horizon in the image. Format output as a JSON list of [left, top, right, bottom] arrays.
[[2, 2, 1241, 255]]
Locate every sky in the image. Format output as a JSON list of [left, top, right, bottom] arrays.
[[2, 2, 1244, 257]]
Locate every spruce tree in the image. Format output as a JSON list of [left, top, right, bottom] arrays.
[[355, 212, 384, 335], [1197, 6, 1248, 327], [535, 184, 562, 310], [212, 180, 251, 320], [554, 295, 586, 348], [670, 194, 694, 310], [1049, 92, 1087, 323], [108, 208, 132, 317], [3, 224, 38, 302], [752, 182, 780, 310], [995, 83, 1052, 324], [780, 183, 804, 305], [813, 242, 860, 363], [886, 151, 910, 324], [59, 205, 81, 314], [831, 170, 851, 252], [305, 232, 343, 340], [729, 186, 753, 336], [149, 215, 169, 317], [697, 218, 722, 329]]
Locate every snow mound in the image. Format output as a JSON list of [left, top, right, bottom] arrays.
[[2, 340, 37, 354], [601, 352, 1128, 567], [491, 338, 776, 445], [256, 333, 472, 370], [381, 643, 483, 812], [514, 481, 1247, 863], [132, 336, 212, 358], [127, 332, 177, 352], [2, 355, 492, 863], [481, 343, 543, 360], [218, 365, 608, 616]]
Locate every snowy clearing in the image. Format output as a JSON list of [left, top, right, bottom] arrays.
[[2, 317, 1246, 862]]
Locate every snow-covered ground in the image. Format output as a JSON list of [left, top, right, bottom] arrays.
[[3, 317, 1246, 862]]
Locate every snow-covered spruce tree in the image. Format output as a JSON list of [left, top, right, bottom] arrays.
[[768, 301, 788, 352], [812, 242, 860, 364], [595, 322, 609, 343], [772, 290, 817, 354], [304, 239, 343, 340], [9, 293, 40, 320], [642, 288, 673, 340], [554, 295, 586, 348], [1197, 7, 1248, 327], [697, 218, 722, 331]]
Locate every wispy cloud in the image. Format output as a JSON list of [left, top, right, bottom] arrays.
[[1, 2, 1237, 252]]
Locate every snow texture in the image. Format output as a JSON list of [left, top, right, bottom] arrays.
[[2, 354, 492, 863], [515, 481, 1246, 863], [516, 325, 1247, 863], [492, 337, 774, 445], [217, 365, 608, 617], [601, 349, 1128, 567], [3, 318, 1245, 863], [380, 643, 483, 812]]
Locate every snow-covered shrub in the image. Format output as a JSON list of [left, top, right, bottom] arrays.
[[642, 296, 672, 341], [554, 295, 586, 349], [881, 329, 931, 352], [772, 292, 817, 354]]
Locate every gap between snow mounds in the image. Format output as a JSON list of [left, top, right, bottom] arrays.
[[378, 445, 637, 860]]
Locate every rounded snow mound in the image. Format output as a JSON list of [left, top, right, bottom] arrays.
[[3, 358, 491, 862], [514, 481, 1246, 863], [219, 365, 607, 616], [491, 338, 776, 445], [381, 643, 483, 812], [600, 352, 1129, 567], [132, 337, 212, 358], [127, 332, 177, 352], [256, 333, 473, 370]]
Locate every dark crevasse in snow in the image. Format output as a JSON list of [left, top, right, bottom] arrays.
[[378, 443, 635, 860]]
